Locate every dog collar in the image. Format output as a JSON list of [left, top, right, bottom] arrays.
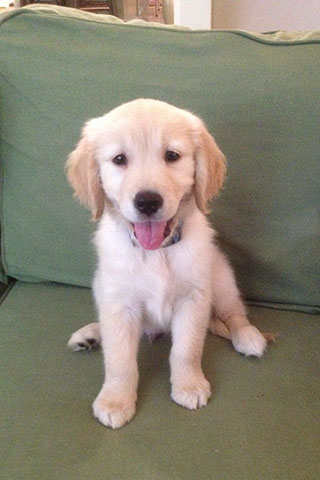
[[130, 220, 183, 249], [162, 220, 183, 248]]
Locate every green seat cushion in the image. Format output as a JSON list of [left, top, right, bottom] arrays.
[[0, 6, 319, 311], [1, 282, 319, 479]]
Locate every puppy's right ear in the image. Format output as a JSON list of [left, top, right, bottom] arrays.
[[66, 122, 105, 221]]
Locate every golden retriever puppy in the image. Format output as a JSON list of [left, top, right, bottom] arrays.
[[67, 99, 267, 429]]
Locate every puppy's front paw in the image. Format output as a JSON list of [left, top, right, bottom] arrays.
[[171, 376, 211, 410], [231, 325, 267, 357], [92, 388, 136, 429]]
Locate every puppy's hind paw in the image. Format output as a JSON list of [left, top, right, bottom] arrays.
[[231, 325, 267, 358], [67, 322, 101, 351]]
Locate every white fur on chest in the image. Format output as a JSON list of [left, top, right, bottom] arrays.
[[96, 244, 180, 330], [141, 250, 177, 330]]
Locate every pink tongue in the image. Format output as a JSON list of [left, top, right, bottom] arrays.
[[134, 221, 167, 250]]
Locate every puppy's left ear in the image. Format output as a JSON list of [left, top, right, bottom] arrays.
[[194, 121, 227, 214]]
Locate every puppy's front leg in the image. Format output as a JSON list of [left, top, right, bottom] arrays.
[[170, 295, 211, 410], [93, 305, 141, 429]]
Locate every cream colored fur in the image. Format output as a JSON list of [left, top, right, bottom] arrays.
[[67, 99, 267, 429]]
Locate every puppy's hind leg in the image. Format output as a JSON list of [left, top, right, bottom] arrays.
[[210, 316, 231, 340], [209, 250, 269, 357], [211, 316, 275, 346], [67, 322, 101, 351]]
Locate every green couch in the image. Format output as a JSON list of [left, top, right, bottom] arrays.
[[1, 5, 319, 479]]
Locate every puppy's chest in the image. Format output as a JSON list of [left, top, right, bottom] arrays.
[[139, 253, 182, 329]]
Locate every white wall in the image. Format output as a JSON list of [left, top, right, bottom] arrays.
[[212, 0, 320, 31], [174, 0, 212, 29]]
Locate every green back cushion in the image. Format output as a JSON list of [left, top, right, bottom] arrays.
[[0, 6, 319, 312]]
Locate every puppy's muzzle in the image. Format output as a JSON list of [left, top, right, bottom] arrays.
[[134, 190, 163, 217]]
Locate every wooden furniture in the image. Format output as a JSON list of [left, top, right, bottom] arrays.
[[73, 0, 115, 14], [149, 0, 161, 17], [20, 0, 67, 6], [19, 0, 115, 15]]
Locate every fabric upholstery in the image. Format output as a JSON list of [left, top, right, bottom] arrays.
[[1, 282, 319, 479]]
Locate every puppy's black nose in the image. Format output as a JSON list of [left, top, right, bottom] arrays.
[[134, 191, 163, 216]]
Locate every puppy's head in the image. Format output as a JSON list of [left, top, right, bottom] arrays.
[[67, 99, 226, 249]]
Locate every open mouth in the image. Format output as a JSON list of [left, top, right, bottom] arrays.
[[133, 219, 172, 250]]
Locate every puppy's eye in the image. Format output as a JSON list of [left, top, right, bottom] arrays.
[[112, 154, 127, 166], [165, 150, 180, 163]]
